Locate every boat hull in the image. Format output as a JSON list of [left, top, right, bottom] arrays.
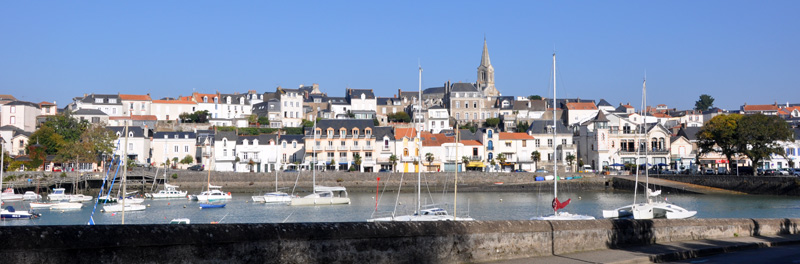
[[603, 202, 696, 219], [290, 197, 350, 206], [531, 211, 596, 220], [50, 203, 84, 210], [102, 204, 146, 212]]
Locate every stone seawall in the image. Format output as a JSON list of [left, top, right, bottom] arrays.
[[652, 175, 800, 195], [0, 219, 797, 263]]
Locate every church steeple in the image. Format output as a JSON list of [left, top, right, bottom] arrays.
[[477, 38, 499, 97], [480, 37, 491, 67]]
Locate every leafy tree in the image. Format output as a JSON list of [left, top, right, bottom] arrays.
[[179, 110, 209, 123], [27, 143, 47, 171], [566, 153, 576, 171], [694, 94, 715, 112], [373, 118, 380, 126], [387, 112, 411, 123], [425, 152, 434, 166], [497, 153, 506, 165], [27, 126, 66, 155], [346, 110, 356, 118], [247, 114, 258, 124], [737, 114, 794, 175], [516, 121, 529, 132], [180, 155, 194, 165], [353, 153, 362, 172], [528, 95, 542, 100], [40, 111, 88, 143], [257, 116, 270, 125], [461, 156, 470, 166], [389, 154, 398, 171], [484, 118, 500, 128], [531, 151, 541, 170], [459, 122, 477, 133], [697, 114, 742, 167], [172, 157, 179, 168]]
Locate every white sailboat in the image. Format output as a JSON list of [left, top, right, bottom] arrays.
[[291, 116, 351, 206], [368, 66, 473, 222], [531, 53, 595, 221], [252, 157, 292, 204], [103, 124, 146, 214], [146, 166, 188, 199], [190, 141, 231, 203], [602, 77, 696, 219]]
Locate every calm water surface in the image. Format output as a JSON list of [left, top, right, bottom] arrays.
[[2, 188, 799, 226]]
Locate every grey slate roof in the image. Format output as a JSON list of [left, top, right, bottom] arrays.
[[153, 131, 196, 139], [80, 94, 122, 105], [215, 131, 238, 142], [459, 129, 483, 141], [347, 89, 375, 100], [597, 99, 613, 107], [0, 125, 31, 137], [677, 127, 702, 141], [219, 93, 249, 105], [237, 134, 278, 145], [5, 101, 40, 108], [423, 87, 445, 95], [327, 97, 348, 105], [73, 109, 108, 115], [279, 134, 304, 143], [373, 126, 394, 139], [592, 111, 609, 122], [527, 120, 572, 134], [450, 83, 479, 92], [107, 126, 148, 138]]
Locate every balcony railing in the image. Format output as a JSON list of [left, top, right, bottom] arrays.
[[364, 157, 374, 162], [401, 156, 417, 162], [351, 146, 362, 151], [325, 146, 335, 151], [364, 145, 374, 151], [469, 156, 481, 161], [337, 145, 348, 151]]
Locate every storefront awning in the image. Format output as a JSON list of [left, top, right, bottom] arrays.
[[467, 161, 485, 167]]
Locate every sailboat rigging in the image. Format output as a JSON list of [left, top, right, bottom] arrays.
[[531, 53, 595, 220]]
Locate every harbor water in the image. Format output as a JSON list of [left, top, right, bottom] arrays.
[[2, 190, 799, 226]]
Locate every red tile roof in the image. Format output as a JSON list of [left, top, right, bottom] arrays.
[[119, 94, 152, 101], [498, 132, 535, 140], [565, 102, 597, 110], [460, 140, 482, 146], [38, 101, 56, 106], [394, 127, 417, 140], [742, 104, 779, 111], [152, 100, 196, 105]]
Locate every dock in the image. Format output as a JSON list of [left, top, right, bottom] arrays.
[[612, 175, 746, 195]]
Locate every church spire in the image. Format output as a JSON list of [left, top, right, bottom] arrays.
[[480, 37, 491, 67]]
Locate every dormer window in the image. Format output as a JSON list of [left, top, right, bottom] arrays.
[[213, 97, 218, 103], [129, 132, 134, 137], [109, 98, 117, 103], [365, 128, 372, 137], [95, 98, 103, 103], [352, 128, 359, 137], [253, 139, 258, 145], [243, 139, 248, 145], [184, 135, 188, 139], [164, 135, 168, 139], [203, 96, 208, 103], [340, 129, 346, 138], [174, 135, 178, 139], [327, 129, 334, 138]]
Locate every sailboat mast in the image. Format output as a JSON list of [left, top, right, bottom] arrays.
[[121, 123, 129, 224], [552, 53, 558, 201], [643, 77, 649, 201], [417, 65, 423, 214], [312, 115, 317, 193], [0, 138, 4, 204], [454, 129, 459, 220]]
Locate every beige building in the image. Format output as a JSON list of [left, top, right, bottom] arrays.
[[306, 119, 376, 172]]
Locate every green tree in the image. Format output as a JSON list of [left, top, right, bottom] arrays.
[[178, 110, 210, 123], [484, 118, 500, 128], [497, 153, 506, 165], [461, 156, 470, 166], [373, 118, 380, 126], [528, 95, 542, 100], [425, 152, 434, 166], [180, 155, 194, 165], [566, 153, 576, 172], [516, 121, 529, 132], [387, 112, 411, 123], [459, 122, 477, 133], [353, 153, 362, 172], [531, 151, 541, 170], [172, 157, 179, 168], [737, 114, 794, 175], [41, 111, 88, 143], [27, 126, 66, 155], [248, 114, 258, 124], [257, 116, 270, 125], [389, 154, 398, 172], [697, 114, 743, 168], [694, 94, 715, 112]]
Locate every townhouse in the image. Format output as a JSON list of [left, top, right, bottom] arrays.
[[120, 94, 152, 116], [0, 101, 40, 132], [232, 134, 279, 172], [528, 120, 577, 172], [108, 126, 152, 166], [151, 131, 197, 170], [151, 99, 197, 121], [68, 94, 124, 117], [306, 119, 377, 172]]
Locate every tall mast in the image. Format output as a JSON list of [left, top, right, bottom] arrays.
[[312, 115, 317, 193], [643, 76, 649, 202], [0, 138, 5, 204], [454, 129, 459, 219], [417, 65, 423, 214], [121, 123, 129, 224], [552, 53, 558, 203]]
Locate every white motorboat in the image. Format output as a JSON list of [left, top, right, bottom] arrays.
[[191, 185, 232, 202], [121, 196, 145, 204], [252, 192, 292, 204], [102, 203, 146, 212], [1, 187, 24, 201], [69, 194, 94, 203], [147, 183, 187, 199], [530, 53, 595, 221], [22, 191, 42, 201], [1, 206, 40, 219], [169, 218, 191, 224], [47, 188, 69, 201], [50, 202, 84, 210], [290, 186, 350, 206], [29, 202, 56, 209]]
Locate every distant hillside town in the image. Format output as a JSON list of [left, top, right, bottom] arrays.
[[1, 40, 799, 175]]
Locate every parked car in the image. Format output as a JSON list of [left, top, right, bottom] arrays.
[[661, 169, 677, 175], [188, 165, 204, 171], [535, 169, 549, 173], [792, 169, 800, 176], [777, 169, 791, 175], [737, 166, 754, 175], [703, 169, 715, 175], [378, 169, 391, 173], [283, 169, 298, 173], [763, 169, 777, 176]]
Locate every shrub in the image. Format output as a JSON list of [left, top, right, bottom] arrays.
[[60, 172, 67, 178], [171, 173, 178, 179], [336, 178, 344, 183]]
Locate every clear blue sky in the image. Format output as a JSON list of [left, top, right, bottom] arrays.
[[2, 1, 798, 110]]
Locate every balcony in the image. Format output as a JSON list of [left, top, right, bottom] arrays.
[[240, 158, 260, 163], [487, 146, 494, 151], [325, 146, 335, 151], [337, 145, 348, 151], [350, 146, 362, 151], [401, 156, 417, 162], [364, 157, 374, 163], [364, 145, 374, 151], [469, 156, 481, 161]]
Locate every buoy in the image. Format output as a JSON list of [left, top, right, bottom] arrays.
[[167, 203, 170, 205], [578, 196, 582, 200], [499, 199, 503, 202], [183, 205, 186, 208], [228, 192, 231, 195], [147, 204, 151, 207]]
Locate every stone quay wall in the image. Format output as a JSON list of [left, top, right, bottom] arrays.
[[0, 218, 797, 264], [652, 175, 800, 195]]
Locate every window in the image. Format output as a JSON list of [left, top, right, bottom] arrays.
[[128, 143, 133, 151], [456, 102, 460, 109], [365, 152, 372, 158], [535, 139, 540, 147], [328, 141, 333, 146], [547, 139, 553, 147], [10, 106, 15, 113], [488, 130, 493, 138], [9, 116, 15, 124], [562, 139, 567, 145], [465, 102, 468, 109], [293, 141, 297, 148], [340, 152, 346, 158], [403, 148, 409, 156], [456, 113, 460, 119], [522, 140, 527, 147], [473, 102, 477, 108], [282, 142, 287, 148], [185, 146, 189, 152], [174, 146, 179, 152], [327, 153, 334, 158], [505, 142, 511, 147]]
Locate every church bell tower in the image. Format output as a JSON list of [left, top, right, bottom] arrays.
[[477, 38, 499, 97]]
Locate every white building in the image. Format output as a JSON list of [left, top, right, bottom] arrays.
[[278, 87, 304, 127], [233, 134, 280, 173], [151, 131, 197, 170], [120, 94, 152, 116], [0, 101, 40, 132], [425, 106, 450, 133], [151, 99, 197, 121], [109, 126, 152, 166], [68, 94, 124, 117]]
